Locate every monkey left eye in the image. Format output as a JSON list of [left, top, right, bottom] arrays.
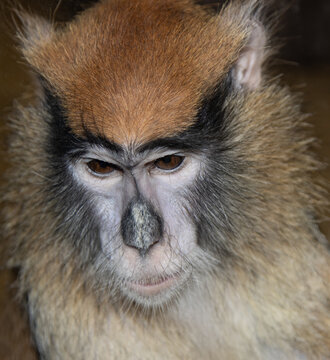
[[86, 159, 119, 176], [154, 155, 184, 171]]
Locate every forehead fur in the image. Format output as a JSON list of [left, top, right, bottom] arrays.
[[21, 0, 251, 145]]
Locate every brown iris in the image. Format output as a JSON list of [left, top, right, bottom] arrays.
[[87, 160, 118, 175], [154, 155, 184, 171]]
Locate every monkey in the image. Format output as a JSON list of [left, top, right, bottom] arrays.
[[1, 0, 329, 359]]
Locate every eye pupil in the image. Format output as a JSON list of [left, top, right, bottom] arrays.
[[154, 155, 184, 171], [98, 161, 109, 168], [162, 156, 172, 163]]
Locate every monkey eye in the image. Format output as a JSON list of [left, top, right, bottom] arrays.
[[86, 159, 120, 176], [154, 155, 184, 171]]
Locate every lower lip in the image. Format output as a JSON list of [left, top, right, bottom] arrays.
[[128, 274, 178, 296]]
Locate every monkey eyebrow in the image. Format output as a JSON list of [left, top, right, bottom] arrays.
[[80, 132, 124, 154], [78, 131, 193, 158], [138, 138, 195, 153]]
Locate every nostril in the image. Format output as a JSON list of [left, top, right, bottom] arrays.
[[121, 199, 163, 256], [136, 239, 159, 257]]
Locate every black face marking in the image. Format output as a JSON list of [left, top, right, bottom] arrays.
[[138, 73, 234, 154], [42, 84, 115, 262], [44, 85, 123, 160]]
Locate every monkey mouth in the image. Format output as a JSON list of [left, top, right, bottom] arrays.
[[127, 273, 180, 296]]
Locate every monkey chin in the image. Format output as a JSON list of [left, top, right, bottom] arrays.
[[122, 270, 191, 308]]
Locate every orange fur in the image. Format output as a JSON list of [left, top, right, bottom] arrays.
[[20, 0, 247, 145]]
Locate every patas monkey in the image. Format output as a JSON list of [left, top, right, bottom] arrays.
[[1, 0, 329, 359]]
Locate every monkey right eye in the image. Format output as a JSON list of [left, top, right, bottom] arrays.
[[86, 159, 120, 176]]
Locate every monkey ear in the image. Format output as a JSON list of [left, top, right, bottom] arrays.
[[15, 11, 54, 67], [232, 23, 266, 90]]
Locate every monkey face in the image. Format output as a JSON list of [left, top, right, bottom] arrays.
[[43, 73, 238, 307], [70, 144, 203, 306], [43, 77, 236, 308]]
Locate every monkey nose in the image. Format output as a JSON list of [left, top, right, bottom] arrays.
[[121, 199, 163, 256]]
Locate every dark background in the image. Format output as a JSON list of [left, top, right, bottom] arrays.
[[279, 0, 330, 63]]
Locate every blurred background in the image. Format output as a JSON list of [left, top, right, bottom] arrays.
[[0, 0, 329, 358]]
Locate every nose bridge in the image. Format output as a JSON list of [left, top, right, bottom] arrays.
[[123, 169, 155, 205], [121, 197, 163, 256], [122, 172, 138, 205], [132, 169, 158, 206]]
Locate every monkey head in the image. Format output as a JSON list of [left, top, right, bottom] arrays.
[[14, 0, 270, 309]]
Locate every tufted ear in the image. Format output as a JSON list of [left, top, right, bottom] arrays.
[[232, 23, 266, 90], [15, 11, 54, 67]]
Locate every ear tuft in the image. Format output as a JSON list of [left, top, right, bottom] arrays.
[[233, 22, 266, 90], [15, 10, 54, 62]]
